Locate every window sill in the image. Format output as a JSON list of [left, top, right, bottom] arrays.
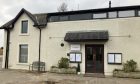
[[17, 63, 29, 66], [19, 34, 29, 36]]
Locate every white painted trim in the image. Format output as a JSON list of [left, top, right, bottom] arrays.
[[16, 63, 29, 66]]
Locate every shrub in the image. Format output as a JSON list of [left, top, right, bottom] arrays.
[[123, 59, 137, 72], [58, 57, 69, 68], [51, 66, 57, 68]]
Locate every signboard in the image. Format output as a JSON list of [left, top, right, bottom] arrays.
[[69, 53, 82, 63], [108, 54, 115, 63], [76, 54, 82, 62], [70, 44, 80, 51], [115, 54, 122, 63], [108, 53, 122, 64], [70, 53, 76, 62]]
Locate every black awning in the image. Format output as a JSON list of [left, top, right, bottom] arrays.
[[64, 30, 109, 42]]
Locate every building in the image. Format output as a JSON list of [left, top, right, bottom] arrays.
[[0, 48, 3, 55], [1, 5, 140, 76]]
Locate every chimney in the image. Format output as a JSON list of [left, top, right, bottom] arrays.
[[109, 1, 111, 8]]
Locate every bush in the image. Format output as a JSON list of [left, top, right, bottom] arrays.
[[123, 59, 137, 72], [51, 66, 57, 68], [58, 57, 69, 69]]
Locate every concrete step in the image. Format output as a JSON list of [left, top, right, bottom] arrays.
[[84, 73, 105, 78]]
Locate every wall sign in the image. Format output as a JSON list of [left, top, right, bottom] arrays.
[[108, 53, 115, 63], [76, 54, 82, 62], [70, 53, 75, 62], [70, 44, 81, 51], [115, 54, 122, 63], [108, 53, 122, 64], [69, 52, 82, 63]]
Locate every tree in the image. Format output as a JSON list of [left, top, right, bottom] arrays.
[[57, 2, 68, 12]]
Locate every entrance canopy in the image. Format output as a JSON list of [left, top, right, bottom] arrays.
[[64, 30, 109, 42]]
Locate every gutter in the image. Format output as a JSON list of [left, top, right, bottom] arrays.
[[0, 27, 11, 69], [34, 24, 45, 72], [34, 14, 47, 71], [38, 27, 41, 72], [5, 29, 10, 69]]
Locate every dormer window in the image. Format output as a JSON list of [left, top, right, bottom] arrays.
[[21, 20, 28, 34]]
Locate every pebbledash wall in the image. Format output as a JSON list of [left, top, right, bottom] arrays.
[[2, 13, 140, 76]]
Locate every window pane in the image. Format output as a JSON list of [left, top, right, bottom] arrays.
[[49, 16, 59, 22], [69, 13, 92, 20], [21, 21, 28, 33], [138, 11, 140, 16], [119, 10, 135, 17], [109, 12, 117, 18], [93, 13, 107, 19], [60, 15, 68, 21], [19, 45, 28, 63]]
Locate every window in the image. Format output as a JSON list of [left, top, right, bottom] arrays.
[[138, 10, 140, 16], [69, 13, 92, 20], [118, 10, 135, 17], [60, 15, 69, 21], [21, 21, 28, 33], [19, 44, 28, 63], [49, 16, 59, 22], [93, 13, 107, 19], [108, 11, 117, 18], [69, 52, 82, 63]]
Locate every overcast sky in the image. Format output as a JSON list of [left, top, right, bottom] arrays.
[[0, 0, 140, 47]]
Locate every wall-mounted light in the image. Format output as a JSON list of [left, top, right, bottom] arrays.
[[60, 43, 64, 47]]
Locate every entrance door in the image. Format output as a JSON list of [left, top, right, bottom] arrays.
[[85, 45, 104, 73]]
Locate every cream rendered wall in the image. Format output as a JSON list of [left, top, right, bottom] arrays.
[[3, 14, 140, 76], [5, 13, 43, 70], [44, 17, 140, 75]]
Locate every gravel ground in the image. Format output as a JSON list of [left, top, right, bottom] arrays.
[[0, 70, 46, 84], [0, 70, 139, 84], [0, 56, 140, 84], [47, 73, 140, 84]]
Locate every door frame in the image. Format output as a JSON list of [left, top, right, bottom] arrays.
[[85, 44, 104, 73]]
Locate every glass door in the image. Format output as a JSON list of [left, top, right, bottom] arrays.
[[85, 45, 104, 73]]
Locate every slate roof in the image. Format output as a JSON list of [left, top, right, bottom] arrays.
[[33, 13, 47, 25], [0, 8, 47, 29], [1, 5, 140, 29], [64, 30, 109, 42], [47, 5, 140, 16], [0, 19, 14, 29]]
